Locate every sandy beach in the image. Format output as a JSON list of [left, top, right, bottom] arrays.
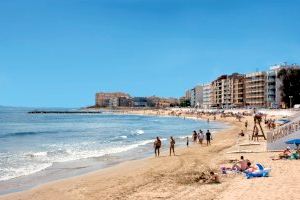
[[1, 109, 299, 200]]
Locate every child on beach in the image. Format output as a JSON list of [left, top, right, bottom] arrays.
[[209, 171, 220, 183]]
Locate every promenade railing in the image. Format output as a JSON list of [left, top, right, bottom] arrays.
[[267, 116, 300, 143]]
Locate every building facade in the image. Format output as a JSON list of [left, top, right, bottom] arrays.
[[202, 83, 212, 109], [245, 72, 266, 107], [190, 85, 203, 108], [211, 73, 245, 108], [95, 92, 131, 107]]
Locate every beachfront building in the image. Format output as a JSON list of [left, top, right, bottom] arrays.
[[147, 96, 179, 108], [190, 85, 203, 108], [230, 73, 245, 108], [211, 75, 226, 108], [211, 73, 245, 108], [266, 63, 300, 108], [185, 62, 300, 109], [132, 97, 148, 107], [245, 72, 266, 107], [185, 90, 191, 101], [190, 88, 196, 107], [202, 83, 212, 109], [95, 92, 131, 107]]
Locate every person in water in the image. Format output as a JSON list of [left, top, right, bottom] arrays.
[[206, 130, 212, 146], [169, 136, 176, 156], [154, 137, 161, 157]]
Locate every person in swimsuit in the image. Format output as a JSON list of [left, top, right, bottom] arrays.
[[192, 130, 197, 142], [169, 136, 175, 156], [154, 137, 161, 157], [232, 156, 249, 171]]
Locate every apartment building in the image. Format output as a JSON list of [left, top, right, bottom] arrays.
[[95, 92, 131, 107], [186, 63, 299, 109], [211, 73, 245, 108], [185, 90, 191, 100], [245, 72, 266, 107], [266, 63, 300, 108], [211, 75, 226, 108], [190, 85, 204, 107], [202, 83, 212, 109], [229, 73, 245, 107]]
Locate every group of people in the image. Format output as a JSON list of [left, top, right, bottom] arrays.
[[191, 129, 212, 146], [153, 129, 213, 157], [153, 136, 176, 157], [265, 119, 276, 130], [273, 146, 300, 160], [221, 156, 258, 174]]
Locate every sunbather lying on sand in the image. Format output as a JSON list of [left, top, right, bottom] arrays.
[[272, 147, 292, 160]]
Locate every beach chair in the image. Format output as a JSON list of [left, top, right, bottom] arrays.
[[245, 163, 271, 179]]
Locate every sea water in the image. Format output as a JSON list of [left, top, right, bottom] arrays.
[[0, 107, 227, 194]]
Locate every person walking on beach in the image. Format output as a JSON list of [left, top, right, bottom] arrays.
[[206, 130, 212, 146], [154, 137, 161, 157], [192, 130, 197, 142], [198, 129, 204, 145], [169, 136, 175, 156]]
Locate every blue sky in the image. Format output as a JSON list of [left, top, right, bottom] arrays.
[[0, 0, 299, 107]]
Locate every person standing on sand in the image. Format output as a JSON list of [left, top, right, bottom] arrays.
[[169, 136, 175, 156], [198, 129, 204, 145], [154, 137, 161, 157], [186, 136, 189, 147], [206, 130, 212, 146], [192, 130, 197, 142], [245, 120, 248, 130]]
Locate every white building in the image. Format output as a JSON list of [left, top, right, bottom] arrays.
[[203, 83, 211, 109], [190, 85, 204, 108]]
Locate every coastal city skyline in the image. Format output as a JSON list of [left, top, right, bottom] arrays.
[[1, 0, 300, 107]]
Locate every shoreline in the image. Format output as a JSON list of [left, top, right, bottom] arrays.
[[1, 108, 299, 200], [0, 110, 230, 196]]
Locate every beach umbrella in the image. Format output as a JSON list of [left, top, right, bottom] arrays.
[[285, 139, 300, 149]]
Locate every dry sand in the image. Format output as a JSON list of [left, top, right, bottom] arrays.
[[1, 110, 299, 200]]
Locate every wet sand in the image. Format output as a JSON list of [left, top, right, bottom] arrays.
[[1, 109, 299, 200]]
